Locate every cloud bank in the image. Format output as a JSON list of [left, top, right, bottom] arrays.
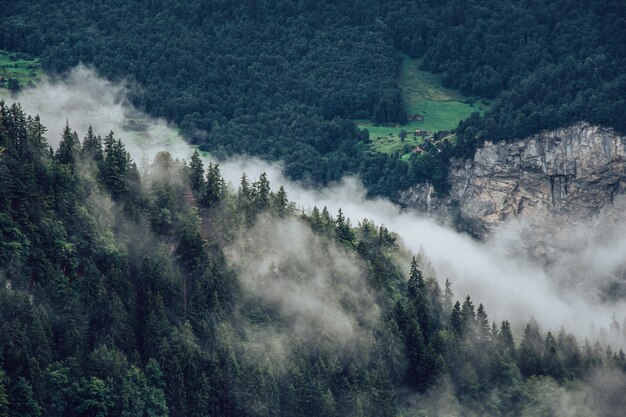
[[4, 66, 626, 345]]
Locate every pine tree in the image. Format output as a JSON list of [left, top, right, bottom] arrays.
[[8, 377, 41, 417], [319, 388, 337, 417], [556, 329, 582, 379], [4, 103, 28, 161], [450, 301, 462, 334], [476, 304, 490, 341], [82, 125, 103, 161], [443, 279, 454, 314], [321, 206, 333, 235], [309, 206, 322, 233], [56, 121, 79, 167], [335, 209, 354, 241], [518, 319, 544, 378], [405, 314, 429, 391], [41, 363, 70, 417], [25, 115, 47, 158], [120, 365, 168, 417], [491, 321, 499, 341], [408, 257, 432, 339], [543, 331, 563, 380], [461, 295, 476, 337], [239, 173, 251, 202], [101, 131, 131, 199], [609, 313, 621, 333], [237, 173, 255, 227], [272, 185, 288, 218], [407, 256, 426, 299], [188, 150, 205, 194], [499, 321, 515, 357], [203, 162, 225, 206], [254, 172, 271, 211]]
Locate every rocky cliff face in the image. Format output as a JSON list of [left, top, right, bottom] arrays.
[[401, 123, 626, 239]]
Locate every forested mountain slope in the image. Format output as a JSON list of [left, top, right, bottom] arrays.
[[1, 102, 626, 416], [2, 0, 624, 197]]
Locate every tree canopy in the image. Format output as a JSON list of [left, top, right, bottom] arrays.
[[1, 0, 623, 195], [0, 102, 624, 416]]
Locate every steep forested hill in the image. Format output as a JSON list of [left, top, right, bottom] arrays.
[[2, 0, 624, 196], [1, 102, 625, 416]]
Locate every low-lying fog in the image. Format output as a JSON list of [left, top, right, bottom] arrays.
[[5, 65, 626, 346]]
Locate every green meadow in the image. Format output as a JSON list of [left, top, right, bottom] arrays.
[[357, 121, 425, 155], [0, 50, 43, 89], [360, 56, 489, 157], [398, 57, 489, 131]]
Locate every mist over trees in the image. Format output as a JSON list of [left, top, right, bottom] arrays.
[[1, 0, 624, 196], [0, 0, 624, 415], [1, 102, 625, 416]]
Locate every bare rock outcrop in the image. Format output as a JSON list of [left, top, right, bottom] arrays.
[[401, 123, 626, 239]]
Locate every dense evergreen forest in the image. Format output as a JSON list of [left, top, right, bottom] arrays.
[[2, 0, 624, 195], [1, 102, 626, 416]]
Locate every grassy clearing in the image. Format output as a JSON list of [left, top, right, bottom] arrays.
[[398, 56, 489, 132], [359, 56, 489, 156], [0, 50, 43, 89], [358, 120, 426, 155]]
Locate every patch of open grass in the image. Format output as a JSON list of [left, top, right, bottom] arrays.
[[357, 120, 425, 156], [398, 56, 489, 132], [0, 50, 43, 89], [358, 56, 489, 156]]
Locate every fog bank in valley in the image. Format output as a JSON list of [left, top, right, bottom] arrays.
[[5, 66, 626, 345]]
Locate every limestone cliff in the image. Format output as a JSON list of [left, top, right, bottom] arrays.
[[401, 123, 626, 239]]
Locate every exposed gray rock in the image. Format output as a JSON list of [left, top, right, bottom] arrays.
[[401, 123, 626, 239]]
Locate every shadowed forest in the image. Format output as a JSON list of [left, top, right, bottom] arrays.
[[1, 1, 626, 415], [2, 0, 624, 195], [1, 102, 625, 416]]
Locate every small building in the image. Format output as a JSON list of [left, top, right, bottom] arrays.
[[411, 114, 424, 121], [414, 129, 428, 137], [412, 146, 424, 154]]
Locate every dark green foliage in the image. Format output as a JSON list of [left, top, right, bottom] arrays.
[[201, 163, 225, 207], [499, 320, 516, 358], [7, 78, 21, 94], [272, 186, 288, 218], [387, 0, 626, 138], [2, 0, 621, 197], [186, 151, 204, 195], [100, 132, 137, 201], [518, 320, 545, 378], [0, 371, 8, 417], [8, 377, 40, 417], [81, 126, 103, 162], [253, 172, 270, 212], [335, 209, 355, 242], [56, 122, 80, 167], [450, 301, 462, 334], [407, 256, 432, 340], [0, 104, 623, 417], [0, 0, 408, 197]]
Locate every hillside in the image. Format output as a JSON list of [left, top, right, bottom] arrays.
[[1, 0, 624, 198], [1, 101, 625, 417], [359, 56, 487, 159], [0, 50, 41, 91], [1, 1, 626, 416]]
